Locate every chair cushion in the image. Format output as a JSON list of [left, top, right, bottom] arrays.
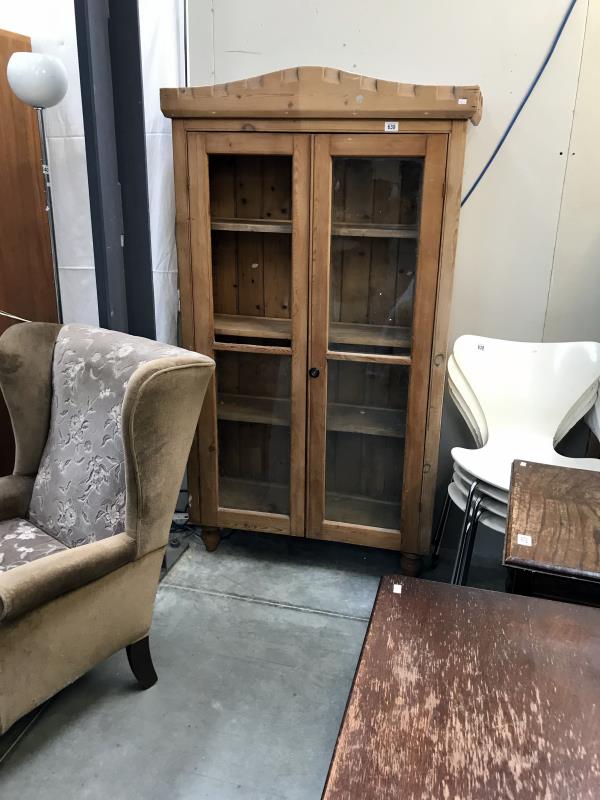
[[28, 325, 182, 547], [0, 518, 66, 573]]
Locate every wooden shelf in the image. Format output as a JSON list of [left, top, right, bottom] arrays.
[[330, 322, 411, 349], [211, 219, 416, 239], [214, 314, 292, 340], [325, 490, 400, 530], [219, 476, 289, 515], [217, 393, 405, 438], [211, 217, 292, 234], [332, 222, 417, 239], [328, 403, 406, 438], [218, 477, 400, 529], [218, 394, 290, 427]]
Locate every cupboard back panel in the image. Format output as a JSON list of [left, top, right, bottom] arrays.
[[332, 157, 422, 226], [212, 231, 292, 319], [329, 157, 422, 355], [216, 351, 291, 515], [324, 361, 409, 529], [209, 155, 293, 323]]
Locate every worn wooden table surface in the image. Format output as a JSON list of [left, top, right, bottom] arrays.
[[322, 576, 600, 800], [505, 461, 600, 582]]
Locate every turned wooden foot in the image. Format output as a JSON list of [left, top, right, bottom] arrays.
[[126, 636, 158, 689], [400, 552, 423, 577], [201, 526, 221, 552]]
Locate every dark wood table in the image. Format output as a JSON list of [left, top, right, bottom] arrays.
[[322, 576, 600, 800], [505, 460, 600, 582]]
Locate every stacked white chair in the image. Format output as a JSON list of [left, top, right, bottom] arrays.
[[433, 335, 600, 584]]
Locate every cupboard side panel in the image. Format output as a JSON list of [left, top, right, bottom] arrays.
[[400, 134, 448, 552], [418, 121, 468, 552], [188, 133, 219, 526]]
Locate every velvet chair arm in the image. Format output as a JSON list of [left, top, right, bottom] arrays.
[[123, 355, 215, 560], [0, 476, 34, 522], [0, 532, 136, 623]]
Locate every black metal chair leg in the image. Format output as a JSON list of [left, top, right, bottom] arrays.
[[126, 636, 158, 689], [460, 504, 483, 586], [451, 481, 479, 584], [431, 492, 451, 561]]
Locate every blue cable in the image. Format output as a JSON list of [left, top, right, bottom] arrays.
[[461, 0, 579, 206]]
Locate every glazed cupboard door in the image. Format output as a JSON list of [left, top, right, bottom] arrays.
[[186, 133, 310, 536], [307, 134, 447, 551]]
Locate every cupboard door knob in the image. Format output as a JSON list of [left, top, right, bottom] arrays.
[[309, 367, 320, 378]]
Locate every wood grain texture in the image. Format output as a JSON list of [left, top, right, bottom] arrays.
[[289, 135, 310, 535], [0, 29, 57, 476], [505, 461, 600, 581], [161, 67, 482, 124], [399, 135, 448, 551], [182, 119, 453, 134], [418, 120, 468, 552], [188, 133, 219, 526], [323, 576, 600, 799]]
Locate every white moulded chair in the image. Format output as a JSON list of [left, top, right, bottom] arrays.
[[434, 335, 600, 584]]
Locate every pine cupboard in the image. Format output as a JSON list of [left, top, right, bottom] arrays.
[[161, 67, 482, 573]]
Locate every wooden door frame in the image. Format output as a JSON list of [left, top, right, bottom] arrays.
[[183, 131, 310, 536], [306, 132, 448, 552]]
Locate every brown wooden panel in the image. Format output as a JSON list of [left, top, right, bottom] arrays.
[[0, 29, 58, 476], [187, 134, 218, 524], [399, 134, 448, 551], [211, 231, 238, 315], [330, 134, 426, 157], [263, 234, 291, 318], [161, 68, 482, 124], [417, 121, 468, 551], [205, 132, 293, 154], [505, 460, 600, 581], [182, 118, 453, 134], [323, 576, 600, 799], [307, 135, 333, 537], [289, 135, 310, 535]]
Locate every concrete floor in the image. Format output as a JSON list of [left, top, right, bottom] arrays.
[[0, 524, 506, 799]]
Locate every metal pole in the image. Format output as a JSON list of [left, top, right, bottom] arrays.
[[36, 107, 63, 323]]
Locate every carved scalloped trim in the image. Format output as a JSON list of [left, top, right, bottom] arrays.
[[161, 66, 483, 125]]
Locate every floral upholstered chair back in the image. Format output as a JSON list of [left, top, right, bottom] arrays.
[[28, 325, 184, 547]]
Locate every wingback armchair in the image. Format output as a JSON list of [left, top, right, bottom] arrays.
[[0, 322, 214, 734]]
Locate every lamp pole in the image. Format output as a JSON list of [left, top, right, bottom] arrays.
[[36, 106, 63, 323]]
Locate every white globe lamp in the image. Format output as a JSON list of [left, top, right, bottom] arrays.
[[7, 52, 68, 108]]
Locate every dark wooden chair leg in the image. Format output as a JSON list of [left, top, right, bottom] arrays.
[[126, 636, 158, 689]]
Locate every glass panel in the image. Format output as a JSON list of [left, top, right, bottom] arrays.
[[324, 361, 409, 528], [209, 155, 293, 345], [216, 351, 291, 515], [329, 157, 423, 355]]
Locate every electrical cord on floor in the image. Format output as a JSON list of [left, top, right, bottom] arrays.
[[461, 0, 579, 206]]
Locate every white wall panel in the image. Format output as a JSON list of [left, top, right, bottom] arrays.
[[544, 1, 600, 342]]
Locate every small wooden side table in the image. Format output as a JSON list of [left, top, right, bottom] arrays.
[[322, 576, 600, 799], [504, 461, 600, 600]]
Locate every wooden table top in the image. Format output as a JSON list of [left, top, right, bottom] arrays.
[[322, 576, 600, 800], [505, 461, 600, 581]]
